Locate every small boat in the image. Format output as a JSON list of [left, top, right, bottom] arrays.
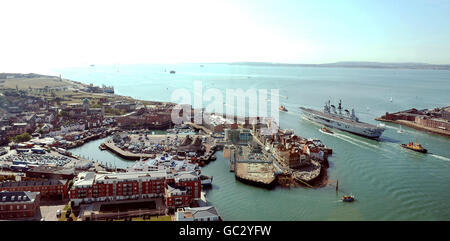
[[342, 195, 355, 202], [319, 127, 334, 135], [200, 175, 213, 186], [279, 105, 288, 112], [389, 97, 393, 102], [99, 143, 107, 151], [397, 125, 404, 134], [401, 141, 427, 153]]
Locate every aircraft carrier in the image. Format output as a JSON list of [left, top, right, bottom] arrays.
[[300, 100, 385, 139]]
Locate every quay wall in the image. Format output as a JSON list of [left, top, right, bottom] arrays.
[[376, 118, 450, 138]]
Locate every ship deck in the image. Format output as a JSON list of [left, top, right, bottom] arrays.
[[300, 107, 381, 129]]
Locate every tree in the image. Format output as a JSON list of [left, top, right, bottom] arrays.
[[13, 133, 32, 143]]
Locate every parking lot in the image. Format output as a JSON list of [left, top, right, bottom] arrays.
[[39, 201, 67, 221]]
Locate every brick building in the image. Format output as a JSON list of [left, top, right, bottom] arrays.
[[0, 179, 69, 200], [116, 113, 172, 130], [0, 128, 8, 146], [69, 171, 201, 208], [0, 191, 40, 220], [415, 116, 450, 130]]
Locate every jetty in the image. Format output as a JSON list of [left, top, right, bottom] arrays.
[[103, 141, 155, 160]]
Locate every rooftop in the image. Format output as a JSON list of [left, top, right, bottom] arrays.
[[0, 191, 39, 203], [184, 206, 219, 218], [0, 179, 67, 188]]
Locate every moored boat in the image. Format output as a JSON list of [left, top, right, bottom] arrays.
[[200, 175, 213, 186], [99, 143, 107, 151]]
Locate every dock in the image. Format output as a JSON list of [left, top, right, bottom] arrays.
[[103, 141, 155, 160], [235, 160, 276, 188]]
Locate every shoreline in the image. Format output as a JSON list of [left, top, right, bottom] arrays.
[[375, 118, 450, 138]]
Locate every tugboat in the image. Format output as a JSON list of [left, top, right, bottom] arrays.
[[319, 126, 334, 135], [279, 105, 288, 112], [401, 141, 427, 153], [342, 195, 355, 202]]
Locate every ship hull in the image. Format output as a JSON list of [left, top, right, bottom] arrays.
[[400, 144, 427, 153], [300, 107, 384, 139]]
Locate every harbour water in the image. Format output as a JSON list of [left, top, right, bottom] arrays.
[[56, 64, 450, 220]]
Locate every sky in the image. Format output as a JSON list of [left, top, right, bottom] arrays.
[[1, 0, 450, 73]]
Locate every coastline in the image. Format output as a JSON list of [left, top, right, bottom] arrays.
[[375, 118, 450, 138]]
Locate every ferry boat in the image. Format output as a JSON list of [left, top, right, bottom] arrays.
[[401, 141, 427, 153], [342, 195, 355, 202], [300, 100, 385, 139], [279, 105, 288, 112]]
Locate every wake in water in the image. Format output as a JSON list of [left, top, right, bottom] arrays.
[[430, 154, 450, 162]]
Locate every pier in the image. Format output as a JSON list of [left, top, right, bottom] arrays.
[[103, 141, 155, 160]]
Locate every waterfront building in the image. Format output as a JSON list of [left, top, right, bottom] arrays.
[[69, 170, 201, 207], [165, 184, 191, 209], [0, 191, 40, 220], [0, 180, 69, 200]]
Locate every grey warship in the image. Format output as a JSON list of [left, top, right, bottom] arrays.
[[300, 100, 385, 139]]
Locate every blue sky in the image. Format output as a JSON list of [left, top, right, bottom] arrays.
[[0, 0, 449, 73], [233, 0, 450, 64]]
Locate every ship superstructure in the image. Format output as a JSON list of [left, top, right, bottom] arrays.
[[300, 100, 385, 139]]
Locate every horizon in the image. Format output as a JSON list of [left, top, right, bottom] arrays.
[[1, 0, 450, 74], [3, 60, 450, 77]]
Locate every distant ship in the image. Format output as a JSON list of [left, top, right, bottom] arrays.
[[300, 100, 385, 139], [170, 70, 176, 74]]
